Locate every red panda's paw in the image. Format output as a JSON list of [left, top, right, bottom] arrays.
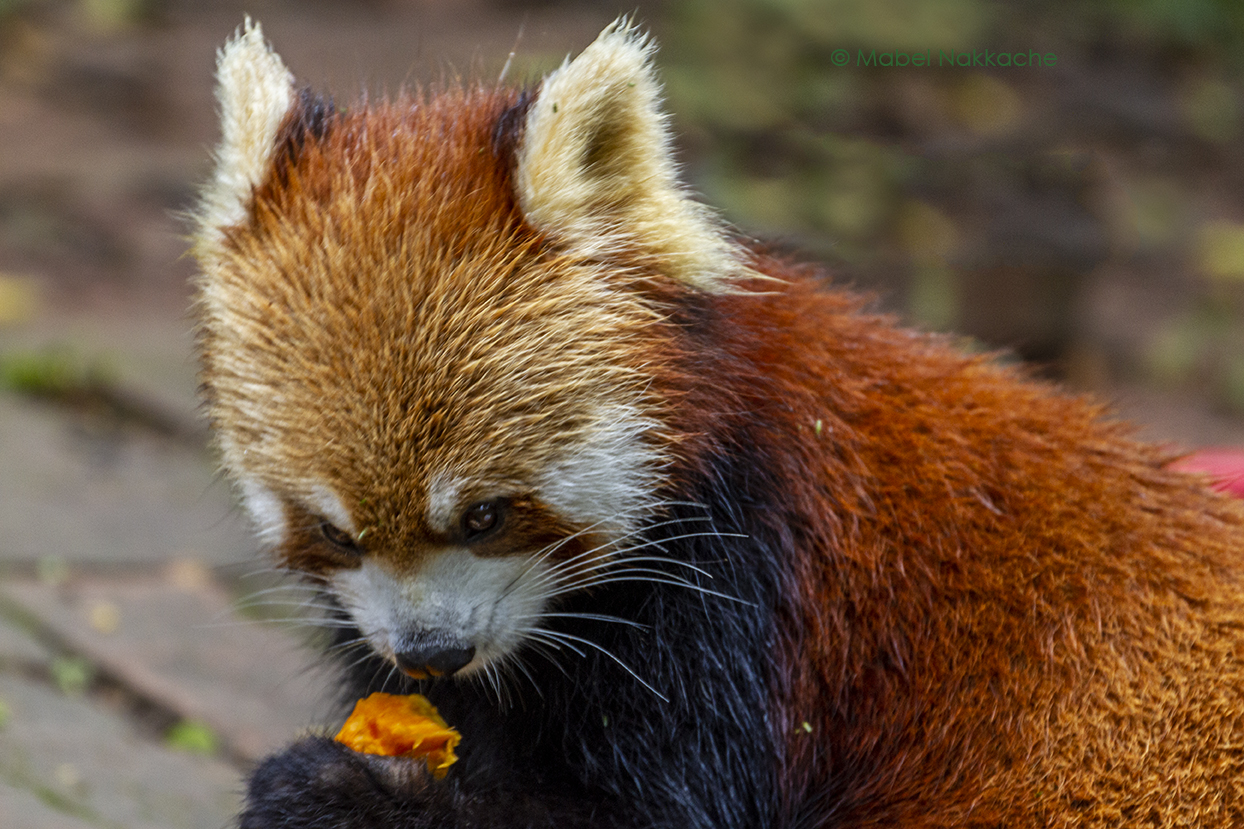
[[241, 736, 610, 827], [240, 736, 434, 828]]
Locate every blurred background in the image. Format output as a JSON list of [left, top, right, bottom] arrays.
[[2, 0, 1244, 826]]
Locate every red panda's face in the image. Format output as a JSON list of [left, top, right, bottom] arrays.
[[193, 20, 745, 680]]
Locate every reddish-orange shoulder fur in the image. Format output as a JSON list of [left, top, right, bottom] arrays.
[[207, 77, 1244, 828], [675, 266, 1244, 826]]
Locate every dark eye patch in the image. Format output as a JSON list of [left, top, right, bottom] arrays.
[[319, 520, 360, 551]]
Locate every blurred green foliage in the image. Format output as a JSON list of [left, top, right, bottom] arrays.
[[50, 655, 93, 696], [165, 719, 220, 756], [0, 0, 155, 30], [664, 0, 1244, 413], [1089, 0, 1244, 60], [0, 0, 34, 17], [0, 346, 111, 397]]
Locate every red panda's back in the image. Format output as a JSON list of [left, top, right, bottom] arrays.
[[694, 272, 1244, 827]]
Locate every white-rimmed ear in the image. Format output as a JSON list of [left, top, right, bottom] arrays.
[[193, 17, 294, 262], [515, 19, 742, 292]]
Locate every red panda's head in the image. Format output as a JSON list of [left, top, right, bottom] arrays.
[[192, 20, 749, 680]]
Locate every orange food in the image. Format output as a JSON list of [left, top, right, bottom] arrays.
[[334, 692, 460, 778]]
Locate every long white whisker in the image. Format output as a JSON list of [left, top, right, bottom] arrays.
[[543, 565, 696, 592], [514, 638, 574, 682], [232, 599, 348, 615], [540, 572, 752, 606], [363, 658, 389, 694], [336, 643, 385, 675], [233, 580, 324, 596], [536, 612, 648, 630], [324, 634, 371, 654], [475, 661, 504, 708], [528, 529, 747, 595], [381, 662, 402, 693], [542, 552, 717, 588], [508, 655, 543, 699], [533, 628, 668, 702], [498, 515, 632, 598], [522, 629, 588, 658], [339, 652, 380, 678], [197, 619, 360, 635], [521, 515, 719, 584], [523, 548, 673, 594], [608, 530, 747, 561]]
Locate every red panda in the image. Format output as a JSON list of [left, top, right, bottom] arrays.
[[192, 18, 1244, 829]]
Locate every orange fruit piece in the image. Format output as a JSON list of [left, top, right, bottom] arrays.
[[334, 692, 461, 779]]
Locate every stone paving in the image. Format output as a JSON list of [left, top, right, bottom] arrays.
[[0, 313, 326, 829]]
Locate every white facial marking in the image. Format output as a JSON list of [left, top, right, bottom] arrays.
[[305, 484, 355, 535], [538, 403, 664, 539], [425, 472, 466, 535], [330, 550, 552, 674], [236, 474, 287, 548]]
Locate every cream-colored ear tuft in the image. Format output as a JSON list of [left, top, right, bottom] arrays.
[[193, 17, 294, 262], [516, 19, 743, 292]]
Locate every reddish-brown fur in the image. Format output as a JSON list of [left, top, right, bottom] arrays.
[[668, 273, 1244, 825], [198, 30, 1244, 829]]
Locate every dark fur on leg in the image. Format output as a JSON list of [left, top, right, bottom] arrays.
[[240, 738, 412, 828], [241, 736, 603, 829]]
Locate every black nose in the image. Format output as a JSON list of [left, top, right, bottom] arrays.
[[393, 644, 476, 678]]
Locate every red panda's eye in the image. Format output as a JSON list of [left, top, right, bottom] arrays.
[[319, 521, 359, 550], [462, 500, 501, 539]]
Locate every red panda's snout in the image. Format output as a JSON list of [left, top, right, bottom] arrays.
[[230, 439, 664, 681], [328, 539, 558, 680]]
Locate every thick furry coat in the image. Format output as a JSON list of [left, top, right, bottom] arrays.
[[193, 19, 1244, 829]]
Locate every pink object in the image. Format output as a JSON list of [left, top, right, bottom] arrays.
[[1173, 449, 1244, 498]]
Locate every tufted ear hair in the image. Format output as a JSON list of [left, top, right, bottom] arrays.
[[193, 17, 295, 263], [515, 19, 744, 292]]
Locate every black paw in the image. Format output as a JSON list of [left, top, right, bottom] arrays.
[[240, 736, 423, 829]]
